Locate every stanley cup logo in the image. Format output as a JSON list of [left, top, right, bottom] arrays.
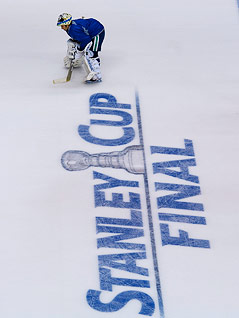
[[61, 145, 145, 174]]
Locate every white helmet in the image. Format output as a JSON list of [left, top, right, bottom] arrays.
[[57, 13, 72, 26]]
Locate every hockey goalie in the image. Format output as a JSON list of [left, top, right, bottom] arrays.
[[56, 13, 105, 83]]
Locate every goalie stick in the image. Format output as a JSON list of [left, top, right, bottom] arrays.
[[53, 59, 74, 84]]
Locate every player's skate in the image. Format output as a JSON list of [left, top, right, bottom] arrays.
[[85, 70, 102, 83]]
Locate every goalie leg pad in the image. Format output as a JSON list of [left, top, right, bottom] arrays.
[[83, 47, 102, 82], [64, 39, 83, 68]]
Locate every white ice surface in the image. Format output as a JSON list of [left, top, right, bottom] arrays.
[[1, 1, 239, 317]]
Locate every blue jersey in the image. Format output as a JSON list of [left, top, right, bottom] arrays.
[[66, 18, 104, 50]]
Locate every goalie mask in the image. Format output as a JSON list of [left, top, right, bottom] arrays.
[[57, 13, 72, 26]]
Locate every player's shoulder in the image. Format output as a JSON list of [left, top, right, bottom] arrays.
[[72, 17, 89, 23], [71, 18, 82, 25]]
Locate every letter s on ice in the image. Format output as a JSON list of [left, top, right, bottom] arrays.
[[86, 289, 155, 315]]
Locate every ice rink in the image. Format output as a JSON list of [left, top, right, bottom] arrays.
[[1, 1, 239, 317]]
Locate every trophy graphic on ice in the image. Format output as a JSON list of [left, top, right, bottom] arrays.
[[61, 145, 145, 174]]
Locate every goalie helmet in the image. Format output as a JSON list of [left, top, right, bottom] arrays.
[[57, 13, 72, 26]]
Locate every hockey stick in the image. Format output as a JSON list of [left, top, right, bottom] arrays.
[[53, 59, 74, 84]]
